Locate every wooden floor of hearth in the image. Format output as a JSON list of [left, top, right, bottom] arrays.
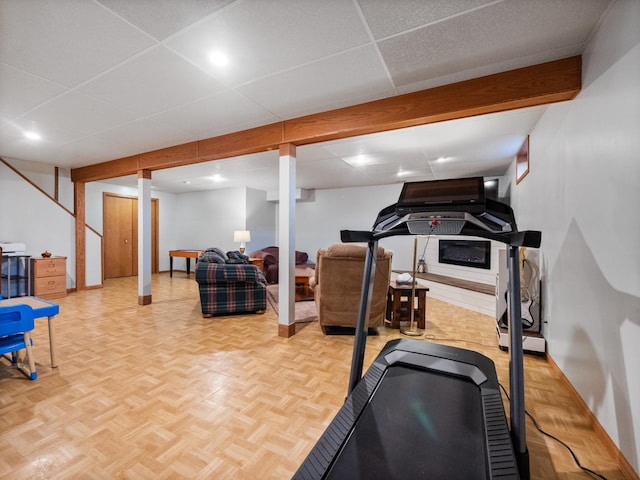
[[0, 273, 631, 479]]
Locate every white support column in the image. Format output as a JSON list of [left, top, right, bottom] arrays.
[[278, 144, 296, 337], [138, 170, 152, 305]]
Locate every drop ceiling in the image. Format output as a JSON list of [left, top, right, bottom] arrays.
[[0, 0, 610, 193]]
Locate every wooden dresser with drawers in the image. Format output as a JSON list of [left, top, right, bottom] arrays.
[[31, 256, 67, 300]]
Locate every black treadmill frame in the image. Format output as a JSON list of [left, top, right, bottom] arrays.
[[293, 339, 519, 479], [293, 178, 540, 480]]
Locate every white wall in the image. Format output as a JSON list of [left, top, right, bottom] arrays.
[[510, 0, 640, 472], [174, 187, 247, 252], [2, 157, 74, 212], [295, 183, 407, 264], [246, 187, 276, 252], [0, 162, 76, 289]]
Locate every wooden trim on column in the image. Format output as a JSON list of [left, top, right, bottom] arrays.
[[74, 181, 86, 291], [138, 169, 152, 180], [278, 323, 296, 338], [138, 295, 152, 306], [279, 143, 296, 157], [71, 56, 581, 184]]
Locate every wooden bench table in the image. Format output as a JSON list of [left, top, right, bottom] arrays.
[[169, 249, 204, 277]]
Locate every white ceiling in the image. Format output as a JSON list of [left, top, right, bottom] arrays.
[[0, 0, 610, 194]]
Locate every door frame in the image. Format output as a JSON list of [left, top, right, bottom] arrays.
[[102, 192, 159, 280]]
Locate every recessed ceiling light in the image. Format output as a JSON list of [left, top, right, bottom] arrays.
[[208, 174, 224, 182], [397, 170, 411, 177], [208, 51, 229, 67], [23, 131, 42, 141], [183, 180, 191, 185]]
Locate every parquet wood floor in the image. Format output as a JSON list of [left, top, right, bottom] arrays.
[[0, 274, 634, 479]]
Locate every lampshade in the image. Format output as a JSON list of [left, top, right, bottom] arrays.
[[234, 230, 251, 243]]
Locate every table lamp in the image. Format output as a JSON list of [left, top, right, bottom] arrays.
[[234, 230, 251, 254]]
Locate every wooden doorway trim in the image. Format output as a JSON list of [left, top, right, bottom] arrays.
[[102, 192, 159, 280]]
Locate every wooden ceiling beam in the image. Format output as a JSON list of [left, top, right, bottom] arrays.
[[71, 56, 580, 183], [285, 56, 581, 145]]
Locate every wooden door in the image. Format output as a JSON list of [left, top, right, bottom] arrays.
[[103, 193, 159, 279]]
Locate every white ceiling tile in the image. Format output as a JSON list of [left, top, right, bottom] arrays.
[[296, 144, 346, 164], [0, 1, 610, 191], [298, 156, 352, 171], [96, 0, 235, 40], [238, 45, 394, 119], [43, 136, 132, 166], [0, 121, 88, 163], [149, 89, 278, 139], [0, 0, 155, 87], [394, 44, 582, 94], [149, 151, 281, 193], [21, 91, 142, 137], [323, 128, 427, 157], [0, 63, 68, 119], [429, 158, 510, 178], [379, 0, 608, 87], [358, 0, 494, 39], [166, 0, 371, 86], [78, 46, 227, 116], [0, 117, 85, 147], [415, 107, 544, 154], [0, 141, 67, 165], [94, 118, 196, 158]]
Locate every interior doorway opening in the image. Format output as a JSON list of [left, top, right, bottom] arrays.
[[103, 193, 159, 280]]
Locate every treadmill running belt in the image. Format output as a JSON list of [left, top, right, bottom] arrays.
[[293, 339, 519, 479], [326, 365, 486, 479]]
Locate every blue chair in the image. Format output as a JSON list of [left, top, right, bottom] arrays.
[[0, 304, 37, 380]]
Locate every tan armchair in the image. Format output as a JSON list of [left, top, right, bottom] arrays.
[[313, 244, 392, 334]]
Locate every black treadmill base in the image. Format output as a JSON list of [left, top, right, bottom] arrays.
[[293, 339, 519, 480]]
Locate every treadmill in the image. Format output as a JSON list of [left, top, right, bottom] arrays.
[[293, 177, 541, 480]]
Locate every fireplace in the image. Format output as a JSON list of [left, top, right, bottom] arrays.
[[438, 239, 491, 269]]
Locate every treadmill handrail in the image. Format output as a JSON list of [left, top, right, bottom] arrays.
[[342, 182, 536, 479]]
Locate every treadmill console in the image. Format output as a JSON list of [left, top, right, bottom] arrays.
[[396, 176, 485, 214], [346, 177, 541, 248]]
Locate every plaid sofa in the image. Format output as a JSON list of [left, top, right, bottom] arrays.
[[195, 248, 267, 317]]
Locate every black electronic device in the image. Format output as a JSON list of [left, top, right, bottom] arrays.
[[395, 176, 485, 214]]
